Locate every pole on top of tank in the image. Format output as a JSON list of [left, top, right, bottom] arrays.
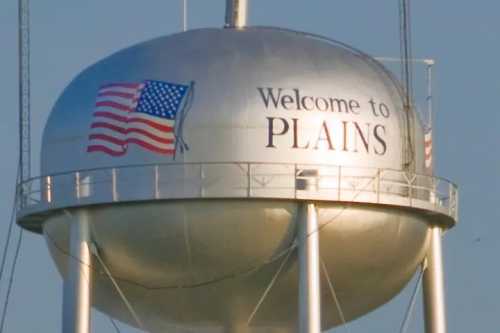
[[225, 0, 248, 28], [182, 0, 187, 31]]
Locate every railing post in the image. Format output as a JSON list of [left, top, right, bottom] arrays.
[[46, 176, 52, 204], [337, 166, 342, 201], [247, 163, 251, 198], [449, 184, 457, 220], [154, 165, 160, 199], [75, 172, 81, 202], [408, 174, 413, 207], [294, 164, 298, 199], [200, 164, 204, 197], [376, 169, 381, 203], [111, 169, 118, 202], [430, 179, 438, 209]]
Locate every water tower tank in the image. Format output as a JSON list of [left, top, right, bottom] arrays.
[[17, 27, 457, 332]]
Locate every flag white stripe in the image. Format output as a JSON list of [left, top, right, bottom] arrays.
[[98, 85, 142, 95], [89, 133, 174, 151], [89, 127, 126, 140], [126, 132, 175, 149], [127, 112, 176, 127], [88, 137, 124, 151]]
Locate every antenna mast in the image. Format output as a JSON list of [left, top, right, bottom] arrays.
[[18, 0, 31, 185], [182, 0, 187, 31], [399, 0, 415, 170]]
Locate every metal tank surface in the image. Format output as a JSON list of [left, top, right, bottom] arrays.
[[17, 27, 458, 332]]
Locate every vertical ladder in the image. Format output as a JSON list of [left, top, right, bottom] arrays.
[[18, 0, 31, 187]]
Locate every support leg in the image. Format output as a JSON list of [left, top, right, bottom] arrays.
[[62, 211, 92, 333], [423, 226, 446, 333], [298, 203, 321, 333], [224, 322, 250, 333]]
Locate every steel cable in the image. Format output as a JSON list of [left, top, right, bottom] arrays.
[[0, 161, 22, 333], [246, 246, 294, 325], [0, 0, 31, 328], [0, 229, 23, 333], [0, 167, 20, 286], [399, 264, 425, 333], [321, 258, 349, 333], [108, 316, 122, 333], [91, 243, 146, 332], [0, 204, 17, 289]]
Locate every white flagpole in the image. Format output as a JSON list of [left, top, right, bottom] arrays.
[[426, 61, 434, 172], [427, 61, 434, 132]]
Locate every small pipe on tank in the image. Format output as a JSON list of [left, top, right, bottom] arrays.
[[225, 0, 248, 28]]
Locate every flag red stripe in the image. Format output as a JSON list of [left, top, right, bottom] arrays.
[[89, 133, 173, 150], [127, 138, 174, 155], [95, 101, 133, 112], [90, 122, 174, 144], [87, 145, 126, 156], [92, 113, 174, 133], [89, 81, 181, 156], [128, 117, 174, 132], [91, 122, 127, 134], [89, 134, 125, 146]]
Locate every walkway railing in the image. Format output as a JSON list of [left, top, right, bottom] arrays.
[[17, 162, 458, 223]]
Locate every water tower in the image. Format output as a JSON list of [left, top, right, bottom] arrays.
[[17, 1, 458, 332]]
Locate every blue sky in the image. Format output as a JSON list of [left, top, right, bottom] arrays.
[[0, 0, 499, 332]]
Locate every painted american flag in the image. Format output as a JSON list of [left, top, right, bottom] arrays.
[[424, 128, 432, 170], [87, 80, 190, 156]]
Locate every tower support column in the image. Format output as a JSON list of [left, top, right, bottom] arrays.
[[298, 203, 321, 333], [62, 211, 92, 333], [423, 226, 447, 333]]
